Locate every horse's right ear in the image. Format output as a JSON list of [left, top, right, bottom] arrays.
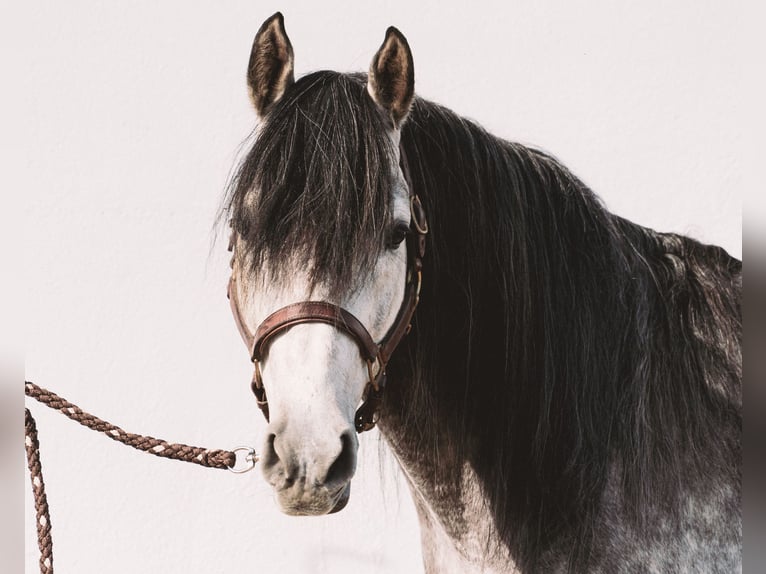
[[367, 27, 414, 128], [247, 12, 295, 118]]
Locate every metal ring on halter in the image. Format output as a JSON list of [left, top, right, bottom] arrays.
[[367, 358, 381, 392], [252, 359, 263, 387], [410, 195, 429, 235], [227, 446, 258, 474]]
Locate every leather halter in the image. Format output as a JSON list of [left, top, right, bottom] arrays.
[[227, 144, 427, 432]]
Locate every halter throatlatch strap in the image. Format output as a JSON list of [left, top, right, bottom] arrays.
[[227, 142, 427, 432]]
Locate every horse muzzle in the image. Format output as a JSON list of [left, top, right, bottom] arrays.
[[261, 426, 358, 516]]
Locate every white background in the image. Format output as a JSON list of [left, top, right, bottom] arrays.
[[17, 2, 747, 573]]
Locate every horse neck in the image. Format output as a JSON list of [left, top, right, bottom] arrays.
[[377, 96, 743, 572], [379, 112, 590, 568], [381, 102, 742, 571]]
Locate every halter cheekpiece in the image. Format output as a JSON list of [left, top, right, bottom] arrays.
[[227, 144, 428, 432]]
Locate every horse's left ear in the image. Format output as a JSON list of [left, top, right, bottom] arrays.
[[367, 27, 414, 128], [247, 12, 295, 118]]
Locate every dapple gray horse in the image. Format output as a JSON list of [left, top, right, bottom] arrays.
[[224, 13, 741, 573]]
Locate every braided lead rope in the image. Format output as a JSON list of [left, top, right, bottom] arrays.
[[25, 408, 54, 574], [24, 381, 257, 574], [24, 382, 251, 469]]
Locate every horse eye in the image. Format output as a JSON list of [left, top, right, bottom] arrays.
[[387, 222, 410, 249]]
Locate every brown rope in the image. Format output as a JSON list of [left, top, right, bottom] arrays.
[[25, 381, 254, 574], [25, 382, 236, 469], [25, 408, 54, 574]]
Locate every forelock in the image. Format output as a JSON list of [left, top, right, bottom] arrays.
[[223, 71, 396, 297]]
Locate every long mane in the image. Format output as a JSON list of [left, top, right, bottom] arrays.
[[222, 71, 742, 570], [391, 95, 742, 568]]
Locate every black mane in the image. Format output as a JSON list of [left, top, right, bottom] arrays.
[[391, 97, 742, 569], [223, 71, 742, 570]]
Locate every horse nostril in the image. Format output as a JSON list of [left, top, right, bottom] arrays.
[[262, 433, 280, 469], [262, 432, 298, 487], [324, 430, 357, 489]]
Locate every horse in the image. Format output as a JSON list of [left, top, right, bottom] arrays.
[[222, 13, 742, 573]]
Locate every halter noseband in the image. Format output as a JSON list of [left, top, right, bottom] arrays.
[[227, 145, 427, 432]]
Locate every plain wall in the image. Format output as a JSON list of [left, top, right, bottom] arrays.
[[19, 2, 744, 572]]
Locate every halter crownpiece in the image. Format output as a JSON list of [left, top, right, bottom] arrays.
[[227, 144, 427, 432]]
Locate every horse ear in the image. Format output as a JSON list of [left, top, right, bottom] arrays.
[[247, 12, 295, 118], [367, 27, 414, 128]]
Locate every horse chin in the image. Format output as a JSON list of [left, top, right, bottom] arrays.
[[328, 482, 351, 513], [279, 482, 351, 516]]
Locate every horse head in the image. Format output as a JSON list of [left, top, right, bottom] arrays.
[[226, 13, 420, 516]]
